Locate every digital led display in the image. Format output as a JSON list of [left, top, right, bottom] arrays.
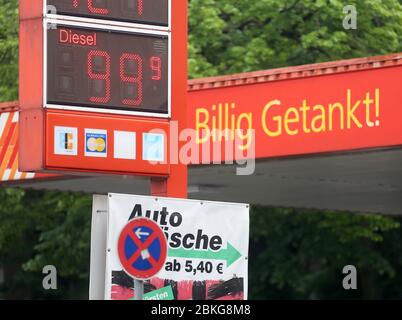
[[47, 0, 169, 26], [47, 24, 169, 114]]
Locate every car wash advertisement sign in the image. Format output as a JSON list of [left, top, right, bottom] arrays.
[[105, 194, 249, 300]]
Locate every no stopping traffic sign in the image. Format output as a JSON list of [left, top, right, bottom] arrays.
[[118, 217, 167, 280]]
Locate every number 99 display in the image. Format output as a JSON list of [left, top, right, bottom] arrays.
[[46, 24, 169, 115]]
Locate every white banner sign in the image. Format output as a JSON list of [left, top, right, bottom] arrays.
[[105, 194, 249, 300]]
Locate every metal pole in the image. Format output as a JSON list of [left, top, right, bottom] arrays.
[[134, 279, 144, 300]]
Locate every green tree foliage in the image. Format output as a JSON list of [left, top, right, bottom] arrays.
[[250, 207, 402, 299], [0, 189, 91, 299], [188, 0, 402, 77], [1, 0, 402, 299], [0, 0, 18, 102]]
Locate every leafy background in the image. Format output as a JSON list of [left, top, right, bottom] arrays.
[[1, 0, 402, 299]]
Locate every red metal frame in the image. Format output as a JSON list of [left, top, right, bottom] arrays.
[[188, 52, 402, 91], [152, 0, 188, 198], [18, 0, 188, 198], [19, 0, 45, 172]]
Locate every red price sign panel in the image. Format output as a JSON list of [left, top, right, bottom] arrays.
[[46, 0, 169, 27], [46, 22, 170, 116], [18, 0, 187, 180]]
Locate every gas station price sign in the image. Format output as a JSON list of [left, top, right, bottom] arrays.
[[18, 0, 187, 178], [46, 22, 170, 115], [47, 0, 169, 27]]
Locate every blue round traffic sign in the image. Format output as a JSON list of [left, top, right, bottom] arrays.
[[118, 217, 167, 280]]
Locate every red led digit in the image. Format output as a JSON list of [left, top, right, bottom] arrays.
[[138, 0, 143, 16], [88, 0, 109, 15], [120, 53, 143, 106], [88, 50, 111, 104], [150, 56, 162, 81], [72, 0, 79, 8]]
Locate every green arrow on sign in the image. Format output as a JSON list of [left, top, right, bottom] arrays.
[[168, 242, 242, 267]]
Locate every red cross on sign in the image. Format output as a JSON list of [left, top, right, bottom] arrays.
[[118, 217, 167, 280]]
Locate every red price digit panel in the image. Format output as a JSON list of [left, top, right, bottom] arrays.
[[46, 24, 169, 114], [47, 0, 169, 26]]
